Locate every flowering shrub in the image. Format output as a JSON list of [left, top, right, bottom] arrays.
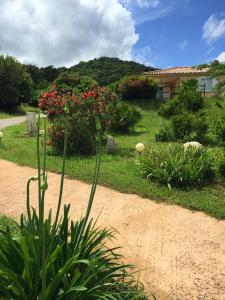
[[118, 75, 158, 101], [38, 86, 118, 154]]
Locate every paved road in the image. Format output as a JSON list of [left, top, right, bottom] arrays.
[[0, 116, 27, 130]]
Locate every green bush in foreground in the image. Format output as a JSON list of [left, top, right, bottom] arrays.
[[139, 144, 215, 188], [0, 116, 148, 299]]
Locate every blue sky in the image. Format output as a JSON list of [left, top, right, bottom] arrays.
[[121, 0, 225, 67]]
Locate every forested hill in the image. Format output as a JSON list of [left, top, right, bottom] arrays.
[[69, 57, 155, 85], [25, 57, 155, 88]]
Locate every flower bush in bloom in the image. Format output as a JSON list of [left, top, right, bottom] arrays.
[[38, 86, 118, 154], [118, 75, 158, 101]]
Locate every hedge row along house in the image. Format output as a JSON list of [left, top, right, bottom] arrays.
[[144, 66, 225, 99]]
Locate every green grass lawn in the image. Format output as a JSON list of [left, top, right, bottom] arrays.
[[0, 104, 38, 119], [1, 100, 225, 219]]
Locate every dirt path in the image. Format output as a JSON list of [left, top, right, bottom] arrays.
[[0, 116, 26, 130], [1, 159, 225, 300]]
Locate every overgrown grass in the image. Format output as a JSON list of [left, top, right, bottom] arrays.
[[0, 103, 38, 119], [1, 100, 225, 219]]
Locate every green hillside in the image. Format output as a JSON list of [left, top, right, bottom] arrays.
[[69, 56, 155, 85]]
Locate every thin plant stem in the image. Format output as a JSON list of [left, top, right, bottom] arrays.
[[84, 136, 101, 224], [41, 117, 47, 292], [26, 177, 38, 222], [37, 114, 42, 222], [54, 116, 68, 229], [36, 113, 43, 293]]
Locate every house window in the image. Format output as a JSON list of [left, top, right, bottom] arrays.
[[198, 77, 214, 92]]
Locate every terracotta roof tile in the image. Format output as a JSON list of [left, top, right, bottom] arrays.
[[144, 66, 209, 75]]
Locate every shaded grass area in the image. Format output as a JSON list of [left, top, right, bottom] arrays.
[[1, 100, 225, 219], [0, 104, 38, 119]]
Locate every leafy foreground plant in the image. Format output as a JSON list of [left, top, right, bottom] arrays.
[[0, 115, 148, 299], [139, 144, 215, 189]]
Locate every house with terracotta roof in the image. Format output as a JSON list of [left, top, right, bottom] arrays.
[[144, 66, 221, 99]]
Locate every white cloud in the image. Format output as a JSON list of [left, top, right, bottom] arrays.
[[120, 0, 173, 23], [120, 0, 160, 8], [132, 46, 158, 66], [203, 14, 225, 44], [136, 0, 160, 8], [177, 40, 188, 50], [0, 0, 138, 67], [216, 52, 225, 62]]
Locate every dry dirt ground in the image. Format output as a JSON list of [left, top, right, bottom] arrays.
[[1, 159, 225, 300]]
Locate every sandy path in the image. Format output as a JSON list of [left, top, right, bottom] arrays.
[[1, 159, 225, 300]]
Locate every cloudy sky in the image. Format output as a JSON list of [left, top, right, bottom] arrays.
[[0, 0, 225, 68]]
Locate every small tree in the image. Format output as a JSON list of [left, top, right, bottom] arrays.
[[159, 79, 203, 118], [0, 55, 34, 108], [55, 71, 98, 93]]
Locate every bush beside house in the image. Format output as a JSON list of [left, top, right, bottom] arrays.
[[115, 75, 158, 101], [157, 79, 208, 143]]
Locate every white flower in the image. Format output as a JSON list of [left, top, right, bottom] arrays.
[[183, 141, 203, 150], [0, 131, 3, 138], [135, 143, 145, 153]]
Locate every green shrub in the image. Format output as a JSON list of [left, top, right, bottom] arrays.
[[218, 161, 225, 179], [177, 79, 203, 112], [110, 102, 142, 133], [215, 114, 225, 145], [158, 97, 181, 118], [155, 123, 174, 142], [214, 82, 225, 99], [119, 75, 158, 101], [139, 144, 215, 188], [171, 112, 208, 143], [156, 112, 208, 143], [158, 79, 204, 119]]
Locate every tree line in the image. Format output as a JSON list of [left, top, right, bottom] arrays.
[[0, 55, 154, 108]]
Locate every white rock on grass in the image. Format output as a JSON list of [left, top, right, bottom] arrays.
[[183, 141, 203, 150]]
